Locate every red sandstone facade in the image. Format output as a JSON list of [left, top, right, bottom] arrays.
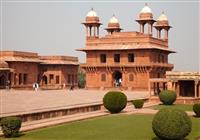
[[0, 51, 79, 89], [78, 5, 175, 90]]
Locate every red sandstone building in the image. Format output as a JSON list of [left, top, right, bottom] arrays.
[[0, 51, 79, 89], [78, 4, 174, 90]]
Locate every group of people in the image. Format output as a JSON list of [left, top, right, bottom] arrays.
[[114, 78, 122, 87]]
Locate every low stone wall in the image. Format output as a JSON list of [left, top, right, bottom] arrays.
[[0, 99, 148, 123], [0, 104, 102, 122], [149, 96, 200, 104]]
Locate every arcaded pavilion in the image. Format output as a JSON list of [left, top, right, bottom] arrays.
[[0, 51, 79, 89], [77, 4, 175, 90]]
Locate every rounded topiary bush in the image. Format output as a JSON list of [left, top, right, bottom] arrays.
[[193, 103, 200, 117], [0, 117, 22, 138], [152, 108, 192, 140], [103, 91, 127, 113], [132, 99, 144, 109], [159, 90, 177, 105]]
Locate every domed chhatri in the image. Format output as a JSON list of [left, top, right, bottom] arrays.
[[156, 12, 169, 26], [106, 15, 122, 34], [82, 8, 102, 38], [136, 3, 155, 35], [108, 15, 120, 28], [0, 60, 9, 68], [85, 8, 100, 23], [154, 11, 171, 39], [158, 12, 168, 21]]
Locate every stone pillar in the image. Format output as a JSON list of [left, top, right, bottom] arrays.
[[89, 26, 92, 36], [97, 27, 99, 37], [157, 30, 161, 39], [10, 73, 14, 87], [150, 24, 153, 35], [86, 27, 88, 37], [164, 29, 168, 40], [93, 26, 96, 37], [194, 80, 198, 98], [148, 23, 151, 34], [142, 24, 144, 33], [15, 74, 19, 85], [153, 82, 156, 96], [139, 24, 142, 33], [176, 82, 180, 97], [148, 81, 151, 97]]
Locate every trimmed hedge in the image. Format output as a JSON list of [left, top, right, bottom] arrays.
[[0, 117, 22, 138], [132, 99, 144, 109], [193, 103, 200, 117], [103, 91, 127, 113], [152, 108, 192, 140], [159, 90, 177, 105]]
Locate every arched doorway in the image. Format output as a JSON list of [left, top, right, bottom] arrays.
[[112, 70, 122, 87], [42, 75, 48, 85], [0, 74, 7, 89]]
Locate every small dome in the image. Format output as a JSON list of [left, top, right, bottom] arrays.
[[156, 12, 170, 26], [109, 15, 119, 23], [140, 4, 152, 14], [157, 12, 168, 21], [0, 60, 9, 68], [108, 15, 120, 29], [86, 8, 97, 17], [139, 4, 153, 20]]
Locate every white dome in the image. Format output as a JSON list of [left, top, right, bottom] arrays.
[[86, 8, 97, 17], [109, 15, 119, 23], [140, 4, 152, 13], [158, 12, 168, 21]]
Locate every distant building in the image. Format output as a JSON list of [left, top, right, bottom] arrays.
[[77, 4, 174, 90], [0, 51, 79, 89], [149, 72, 200, 103]]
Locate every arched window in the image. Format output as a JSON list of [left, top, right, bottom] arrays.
[[101, 74, 106, 81], [129, 74, 134, 81]]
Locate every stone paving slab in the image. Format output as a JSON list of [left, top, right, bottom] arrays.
[[0, 89, 148, 116]]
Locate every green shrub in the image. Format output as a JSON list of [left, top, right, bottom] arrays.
[[159, 90, 177, 105], [103, 91, 127, 113], [0, 117, 22, 138], [152, 108, 192, 140], [193, 103, 200, 117], [132, 99, 144, 109]]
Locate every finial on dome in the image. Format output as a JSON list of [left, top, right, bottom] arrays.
[[145, 3, 148, 6], [162, 11, 164, 14]]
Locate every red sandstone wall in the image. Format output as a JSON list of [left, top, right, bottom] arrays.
[[39, 65, 78, 88], [8, 62, 38, 88]]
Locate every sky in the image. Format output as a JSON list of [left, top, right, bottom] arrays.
[[0, 0, 199, 72]]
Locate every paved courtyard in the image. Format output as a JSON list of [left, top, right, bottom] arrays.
[[0, 89, 148, 117]]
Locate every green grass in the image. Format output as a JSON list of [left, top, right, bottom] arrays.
[[152, 104, 193, 111], [1, 114, 200, 140]]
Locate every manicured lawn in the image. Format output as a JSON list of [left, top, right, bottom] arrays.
[[2, 114, 200, 140], [152, 104, 193, 111]]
